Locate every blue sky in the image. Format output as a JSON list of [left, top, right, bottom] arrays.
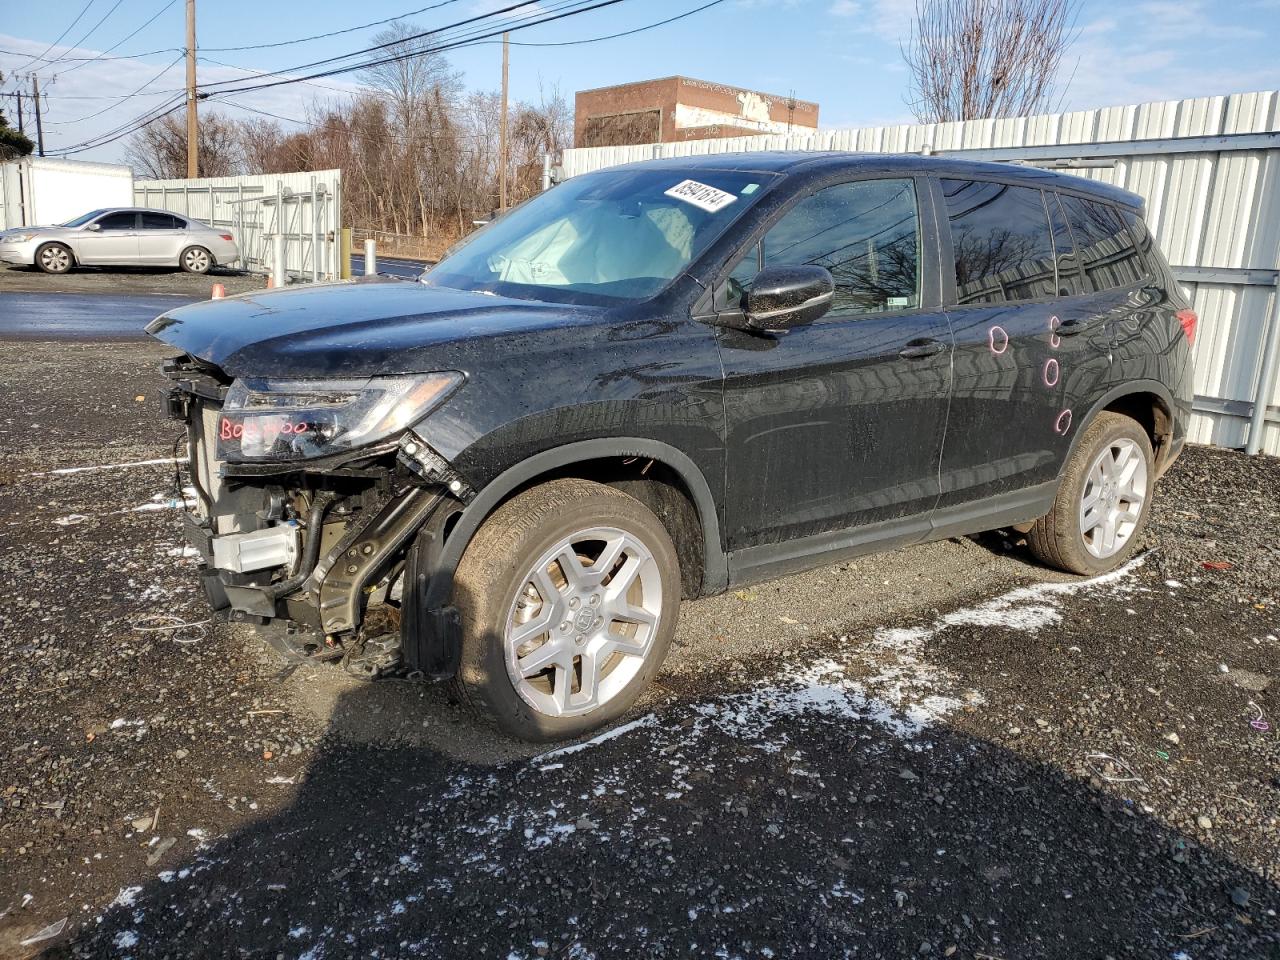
[[2, 0, 1279, 163]]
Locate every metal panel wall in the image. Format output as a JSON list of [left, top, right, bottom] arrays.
[[134, 170, 343, 280], [561, 91, 1280, 455]]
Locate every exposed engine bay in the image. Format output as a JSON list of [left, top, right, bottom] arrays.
[[162, 354, 471, 680]]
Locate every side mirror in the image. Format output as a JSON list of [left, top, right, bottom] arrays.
[[743, 264, 834, 331], [85, 222, 101, 232]]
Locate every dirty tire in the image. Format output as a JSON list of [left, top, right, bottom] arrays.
[[180, 245, 213, 274], [36, 242, 73, 274], [451, 478, 681, 742], [1027, 411, 1155, 575]]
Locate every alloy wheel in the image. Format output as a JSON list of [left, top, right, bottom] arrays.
[[503, 526, 662, 717], [1079, 437, 1148, 559]]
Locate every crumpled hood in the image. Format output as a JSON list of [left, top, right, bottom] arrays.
[[146, 280, 600, 377]]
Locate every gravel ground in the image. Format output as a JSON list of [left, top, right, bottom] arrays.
[[0, 263, 267, 298], [0, 340, 1276, 959]]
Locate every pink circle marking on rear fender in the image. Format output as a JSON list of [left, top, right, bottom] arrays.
[[1049, 315, 1062, 349], [1043, 357, 1060, 387], [988, 325, 1009, 355], [1054, 409, 1073, 435]]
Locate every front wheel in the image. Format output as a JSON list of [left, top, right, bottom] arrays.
[[1027, 411, 1155, 575], [36, 242, 73, 274], [180, 245, 212, 274], [451, 478, 681, 741]]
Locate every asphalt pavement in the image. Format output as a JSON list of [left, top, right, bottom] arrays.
[[350, 254, 428, 279], [0, 292, 193, 340]]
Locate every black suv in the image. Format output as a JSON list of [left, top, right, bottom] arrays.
[[151, 152, 1194, 741]]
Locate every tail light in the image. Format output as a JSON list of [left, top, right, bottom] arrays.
[[219, 233, 234, 242], [1176, 308, 1198, 346]]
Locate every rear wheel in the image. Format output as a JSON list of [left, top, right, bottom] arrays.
[[1027, 412, 1155, 575], [451, 478, 680, 741], [180, 245, 212, 274], [36, 242, 73, 274]]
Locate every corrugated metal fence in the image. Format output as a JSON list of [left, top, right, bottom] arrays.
[[134, 169, 343, 280], [560, 91, 1280, 456]]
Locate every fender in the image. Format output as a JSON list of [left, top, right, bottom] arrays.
[[1063, 378, 1176, 468], [421, 437, 729, 614]]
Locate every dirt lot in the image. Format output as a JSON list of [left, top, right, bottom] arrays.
[[0, 263, 268, 298], [0, 339, 1277, 959]]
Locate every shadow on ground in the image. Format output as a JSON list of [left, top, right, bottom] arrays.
[[61, 672, 1278, 959]]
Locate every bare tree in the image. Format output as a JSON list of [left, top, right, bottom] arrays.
[[125, 111, 243, 178], [361, 22, 463, 127], [903, 0, 1080, 123]]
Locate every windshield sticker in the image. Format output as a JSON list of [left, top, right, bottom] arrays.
[[664, 179, 738, 213]]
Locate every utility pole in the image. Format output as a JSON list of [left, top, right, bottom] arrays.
[[185, 0, 198, 178], [15, 89, 23, 135], [498, 31, 509, 211], [31, 76, 45, 157]]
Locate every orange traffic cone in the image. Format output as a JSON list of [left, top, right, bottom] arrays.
[[210, 283, 226, 299]]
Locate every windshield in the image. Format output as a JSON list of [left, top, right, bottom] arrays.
[[61, 209, 110, 228], [426, 169, 776, 303]]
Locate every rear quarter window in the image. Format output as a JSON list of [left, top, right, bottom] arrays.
[[1057, 194, 1148, 291]]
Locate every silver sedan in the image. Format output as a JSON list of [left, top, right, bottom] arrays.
[[0, 207, 241, 275]]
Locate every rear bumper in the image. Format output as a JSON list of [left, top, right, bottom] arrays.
[[208, 240, 240, 266]]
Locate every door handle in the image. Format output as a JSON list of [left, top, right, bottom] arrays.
[[1056, 317, 1094, 337], [898, 338, 947, 360]]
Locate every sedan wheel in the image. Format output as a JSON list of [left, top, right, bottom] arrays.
[[37, 243, 72, 274], [447, 478, 681, 741], [181, 246, 212, 274]]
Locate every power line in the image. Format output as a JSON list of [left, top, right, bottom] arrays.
[[50, 0, 675, 157], [55, 95, 185, 155], [47, 0, 554, 156], [7, 1, 97, 73], [58, 0, 181, 76], [46, 53, 184, 125], [498, 0, 726, 47], [201, 0, 467, 52], [198, 0, 631, 97], [0, 44, 181, 65], [197, 56, 361, 97], [37, 0, 129, 76]]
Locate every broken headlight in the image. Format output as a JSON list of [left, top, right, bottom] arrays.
[[216, 373, 462, 462]]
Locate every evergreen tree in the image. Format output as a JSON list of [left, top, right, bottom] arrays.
[[0, 71, 35, 159]]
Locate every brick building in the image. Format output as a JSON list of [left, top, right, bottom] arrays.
[[574, 76, 819, 148]]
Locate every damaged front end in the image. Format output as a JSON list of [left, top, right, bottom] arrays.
[[163, 354, 471, 679]]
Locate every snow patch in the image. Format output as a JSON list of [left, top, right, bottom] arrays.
[[111, 886, 143, 908], [536, 715, 658, 762], [113, 930, 139, 949]]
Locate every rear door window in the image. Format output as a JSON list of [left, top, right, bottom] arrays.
[[1057, 194, 1146, 291], [940, 179, 1057, 304], [141, 212, 182, 230], [726, 177, 922, 316]]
